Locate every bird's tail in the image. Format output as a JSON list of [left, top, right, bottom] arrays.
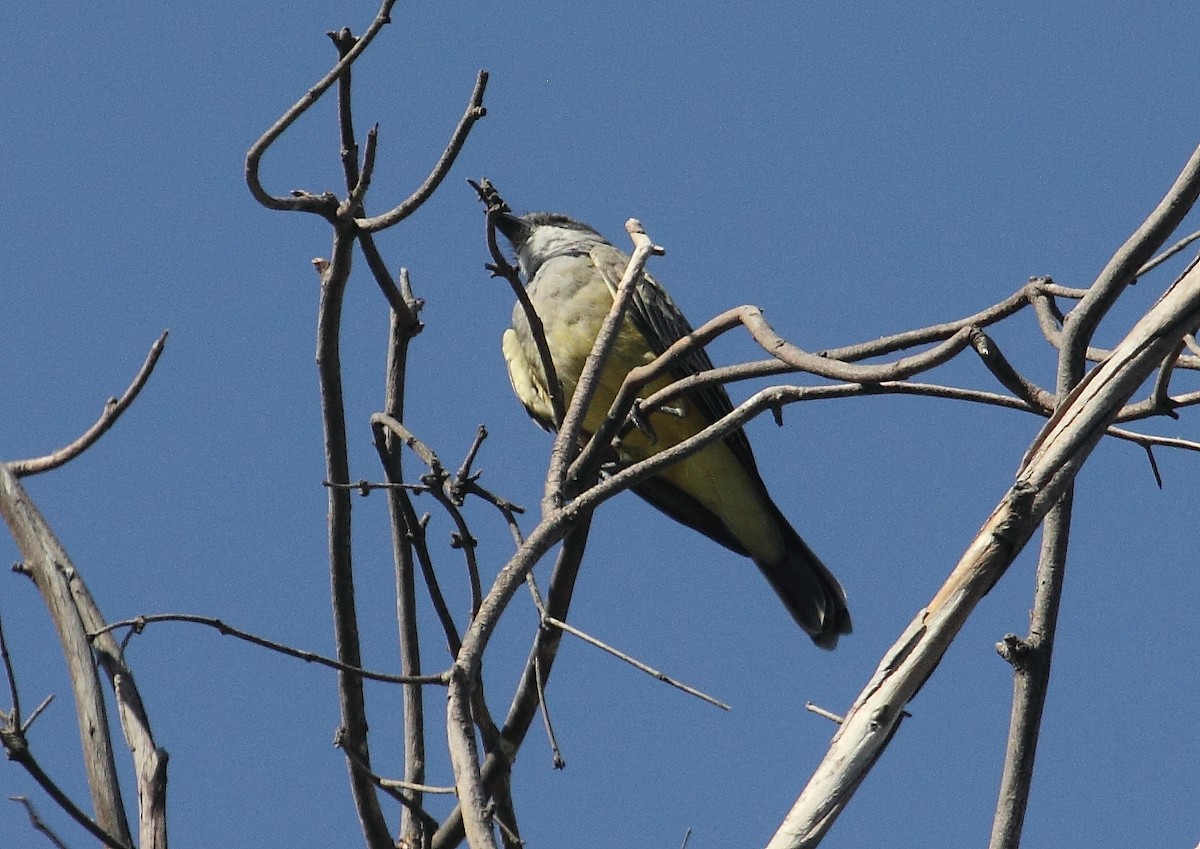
[[753, 506, 852, 649]]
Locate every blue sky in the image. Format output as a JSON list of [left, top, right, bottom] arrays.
[[3, 2, 1199, 847]]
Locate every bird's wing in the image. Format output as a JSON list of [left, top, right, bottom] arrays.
[[588, 242, 761, 478], [501, 326, 558, 433]]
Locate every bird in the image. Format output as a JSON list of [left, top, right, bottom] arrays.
[[494, 209, 851, 648]]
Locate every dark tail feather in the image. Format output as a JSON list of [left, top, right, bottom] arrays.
[[754, 508, 851, 649]]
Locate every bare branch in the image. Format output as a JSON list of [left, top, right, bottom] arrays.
[[244, 0, 398, 214], [372, 415, 466, 656], [90, 614, 446, 685], [1136, 228, 1200, 277], [1, 744, 133, 849], [988, 494, 1071, 849], [10, 331, 168, 477], [338, 733, 442, 840], [766, 248, 1200, 849], [377, 303, 430, 848], [1060, 141, 1200, 387], [8, 796, 71, 849], [332, 27, 363, 194], [0, 614, 21, 727], [1149, 337, 1188, 417], [804, 703, 844, 725], [473, 178, 567, 429], [432, 512, 594, 849], [0, 464, 132, 845], [547, 220, 663, 512], [447, 662, 496, 849], [986, 144, 1200, 849], [967, 329, 1056, 412], [531, 644, 564, 769], [357, 71, 489, 231], [316, 222, 391, 847], [542, 614, 731, 712], [22, 695, 55, 734]]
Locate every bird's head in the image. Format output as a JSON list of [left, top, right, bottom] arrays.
[[495, 211, 608, 279]]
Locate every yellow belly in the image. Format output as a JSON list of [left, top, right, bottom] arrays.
[[502, 272, 784, 563]]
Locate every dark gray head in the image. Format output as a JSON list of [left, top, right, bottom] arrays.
[[495, 211, 609, 278]]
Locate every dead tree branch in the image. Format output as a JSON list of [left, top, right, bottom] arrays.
[[766, 251, 1200, 848], [0, 462, 169, 849], [985, 141, 1200, 849]]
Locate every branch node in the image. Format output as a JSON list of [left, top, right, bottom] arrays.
[[995, 633, 1034, 668]]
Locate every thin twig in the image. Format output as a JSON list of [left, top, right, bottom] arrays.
[[8, 795, 72, 849], [531, 650, 564, 769], [23, 695, 54, 733], [542, 615, 730, 712], [381, 779, 457, 795], [490, 802, 523, 849], [523, 574, 565, 768], [461, 480, 527, 548], [425, 479, 483, 616], [804, 702, 844, 725], [450, 425, 490, 506], [338, 733, 442, 838], [1135, 228, 1200, 277], [332, 27, 363, 196], [1, 741, 134, 849], [473, 179, 567, 430], [90, 614, 447, 685], [372, 415, 466, 655], [0, 614, 21, 726], [1150, 338, 1187, 417]]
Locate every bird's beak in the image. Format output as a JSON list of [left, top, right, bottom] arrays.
[[493, 211, 528, 249]]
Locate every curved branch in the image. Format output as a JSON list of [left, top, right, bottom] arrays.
[[1061, 141, 1200, 387], [357, 71, 489, 232], [1136, 228, 1200, 277], [7, 796, 71, 849], [10, 331, 168, 478], [244, 0, 398, 213]]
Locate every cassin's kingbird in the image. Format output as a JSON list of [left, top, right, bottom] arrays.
[[496, 211, 851, 648]]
